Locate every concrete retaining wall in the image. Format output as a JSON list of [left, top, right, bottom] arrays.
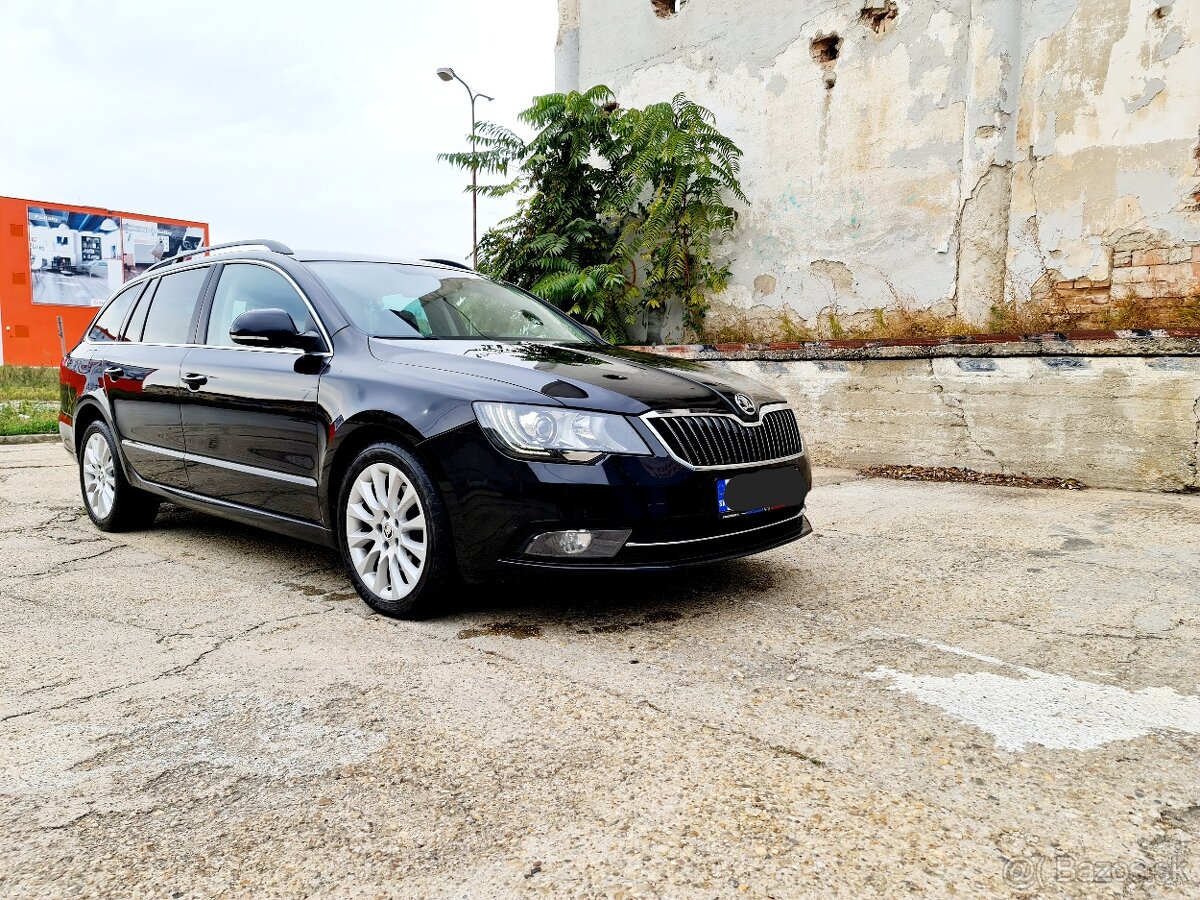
[[636, 334, 1200, 491]]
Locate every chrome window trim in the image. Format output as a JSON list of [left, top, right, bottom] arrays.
[[85, 281, 147, 344], [202, 259, 333, 352], [624, 510, 805, 548], [122, 440, 317, 487], [80, 258, 334, 356], [640, 402, 805, 471]]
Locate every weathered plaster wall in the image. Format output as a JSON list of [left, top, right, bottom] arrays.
[[634, 336, 1200, 491], [558, 0, 1200, 340]]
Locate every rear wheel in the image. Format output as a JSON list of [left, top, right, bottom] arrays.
[[78, 420, 160, 531], [338, 442, 454, 618]]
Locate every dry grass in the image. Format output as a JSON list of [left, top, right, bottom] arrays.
[[700, 297, 1200, 344], [860, 464, 1086, 490]]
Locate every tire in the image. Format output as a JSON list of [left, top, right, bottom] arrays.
[[78, 419, 160, 532], [338, 441, 455, 619]]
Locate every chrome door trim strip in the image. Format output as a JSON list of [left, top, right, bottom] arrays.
[[624, 510, 805, 548], [150, 481, 323, 530], [122, 440, 317, 488]]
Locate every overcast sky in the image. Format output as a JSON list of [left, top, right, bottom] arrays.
[[0, 0, 556, 263]]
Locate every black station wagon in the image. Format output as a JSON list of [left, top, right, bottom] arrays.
[[60, 240, 812, 617]]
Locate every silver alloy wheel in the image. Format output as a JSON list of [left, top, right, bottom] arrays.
[[345, 462, 428, 601], [82, 432, 116, 520]]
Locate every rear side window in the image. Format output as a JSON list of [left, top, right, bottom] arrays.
[[87, 283, 144, 343], [206, 264, 318, 346], [140, 267, 209, 344], [122, 279, 156, 341]]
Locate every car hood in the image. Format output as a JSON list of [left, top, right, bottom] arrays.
[[368, 339, 784, 417]]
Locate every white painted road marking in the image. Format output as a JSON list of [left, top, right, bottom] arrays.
[[865, 636, 1200, 751]]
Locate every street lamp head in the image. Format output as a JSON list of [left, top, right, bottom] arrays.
[[436, 67, 456, 82]]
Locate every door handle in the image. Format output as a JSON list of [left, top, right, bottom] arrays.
[[181, 373, 208, 390], [103, 365, 124, 379]]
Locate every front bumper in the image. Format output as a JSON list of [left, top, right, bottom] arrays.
[[424, 422, 813, 580], [504, 511, 812, 573]]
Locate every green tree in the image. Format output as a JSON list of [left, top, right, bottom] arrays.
[[439, 86, 745, 343], [614, 94, 746, 341]]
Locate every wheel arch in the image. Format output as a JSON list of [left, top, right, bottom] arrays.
[[322, 412, 449, 531], [72, 399, 111, 456]]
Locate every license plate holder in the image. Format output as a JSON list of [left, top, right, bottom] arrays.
[[717, 467, 805, 518]]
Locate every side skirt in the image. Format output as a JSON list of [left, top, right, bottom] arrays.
[[126, 469, 337, 549]]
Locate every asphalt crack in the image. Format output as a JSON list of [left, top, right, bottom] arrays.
[[0, 543, 120, 581], [0, 607, 336, 724], [434, 631, 830, 771]]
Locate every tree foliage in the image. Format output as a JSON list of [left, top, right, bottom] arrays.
[[438, 86, 745, 342]]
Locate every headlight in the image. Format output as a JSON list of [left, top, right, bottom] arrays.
[[473, 402, 651, 463]]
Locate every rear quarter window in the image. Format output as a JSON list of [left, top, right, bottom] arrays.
[[86, 283, 145, 343]]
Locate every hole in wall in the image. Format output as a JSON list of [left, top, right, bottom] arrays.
[[651, 0, 687, 18], [810, 34, 841, 67], [811, 34, 841, 88], [860, 2, 899, 34]]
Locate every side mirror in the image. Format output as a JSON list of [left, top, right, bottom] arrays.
[[230, 308, 324, 352]]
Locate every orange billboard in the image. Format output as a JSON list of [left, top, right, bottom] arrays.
[[1, 196, 209, 366]]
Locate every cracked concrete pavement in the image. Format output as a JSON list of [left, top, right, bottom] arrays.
[[1, 443, 1198, 897]]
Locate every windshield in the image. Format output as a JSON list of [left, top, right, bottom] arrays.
[[306, 261, 595, 342]]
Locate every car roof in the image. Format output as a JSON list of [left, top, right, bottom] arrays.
[[261, 251, 479, 277], [138, 240, 476, 278], [291, 250, 455, 266]]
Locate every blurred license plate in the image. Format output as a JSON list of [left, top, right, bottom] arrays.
[[717, 467, 805, 517]]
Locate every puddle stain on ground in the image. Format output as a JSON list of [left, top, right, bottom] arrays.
[[576, 609, 684, 634], [280, 582, 359, 603], [457, 621, 543, 640]]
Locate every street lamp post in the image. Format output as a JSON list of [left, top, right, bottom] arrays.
[[437, 67, 493, 269]]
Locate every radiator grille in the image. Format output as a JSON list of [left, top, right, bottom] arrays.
[[647, 407, 803, 469]]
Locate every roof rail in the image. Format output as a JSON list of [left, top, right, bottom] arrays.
[[145, 239, 294, 274], [421, 258, 473, 271]]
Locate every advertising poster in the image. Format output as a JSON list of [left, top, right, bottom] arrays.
[[26, 208, 207, 306], [27, 207, 124, 306], [120, 219, 205, 281]]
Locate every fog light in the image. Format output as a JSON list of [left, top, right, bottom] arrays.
[[523, 529, 631, 559]]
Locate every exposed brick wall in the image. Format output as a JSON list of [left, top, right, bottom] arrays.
[[1111, 245, 1200, 303], [1033, 235, 1199, 325]]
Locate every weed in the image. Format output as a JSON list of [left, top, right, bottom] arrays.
[[0, 400, 58, 436], [699, 296, 1199, 344], [0, 366, 59, 402]]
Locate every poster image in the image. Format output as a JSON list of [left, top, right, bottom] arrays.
[[120, 219, 206, 281], [27, 207, 207, 306], [27, 208, 124, 307]]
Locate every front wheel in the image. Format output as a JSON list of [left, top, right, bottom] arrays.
[[338, 442, 455, 618], [78, 420, 160, 531]]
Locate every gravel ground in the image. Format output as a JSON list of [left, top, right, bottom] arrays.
[[1, 443, 1198, 898]]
